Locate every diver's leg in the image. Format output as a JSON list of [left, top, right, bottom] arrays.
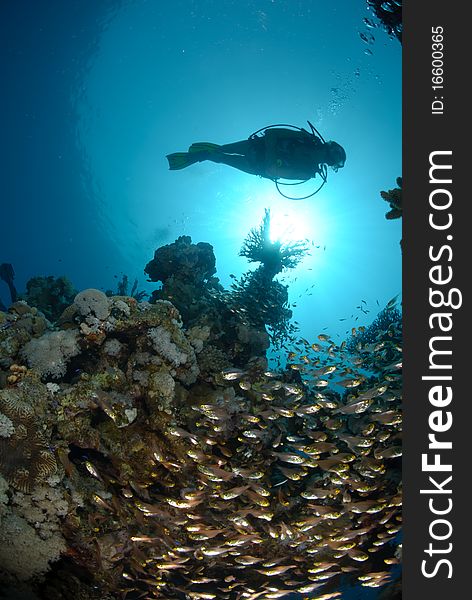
[[206, 152, 259, 176], [219, 140, 253, 154]]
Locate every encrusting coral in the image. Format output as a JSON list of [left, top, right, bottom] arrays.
[[22, 330, 81, 379], [0, 386, 57, 493]]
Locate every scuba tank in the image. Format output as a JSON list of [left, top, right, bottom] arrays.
[[248, 121, 328, 200]]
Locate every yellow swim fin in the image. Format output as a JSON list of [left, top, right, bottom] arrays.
[[166, 152, 200, 170]]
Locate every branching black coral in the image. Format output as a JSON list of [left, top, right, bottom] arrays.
[[111, 274, 148, 302], [231, 210, 308, 348], [239, 209, 308, 276], [230, 267, 297, 348]]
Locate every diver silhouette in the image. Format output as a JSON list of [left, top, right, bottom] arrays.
[[0, 263, 17, 311], [166, 122, 346, 199]]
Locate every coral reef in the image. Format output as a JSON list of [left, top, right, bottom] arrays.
[[0, 384, 65, 586], [145, 235, 221, 328], [74, 288, 111, 321], [0, 512, 66, 581], [381, 177, 402, 220], [0, 385, 57, 493], [22, 330, 81, 379], [0, 412, 15, 438], [0, 280, 402, 598], [229, 268, 294, 348], [144, 234, 270, 367], [1, 302, 48, 371], [145, 235, 216, 286], [0, 218, 401, 597], [22, 275, 77, 323]]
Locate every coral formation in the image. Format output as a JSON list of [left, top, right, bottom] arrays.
[[73, 288, 111, 321], [145, 234, 216, 286], [22, 330, 81, 379], [0, 387, 56, 493], [229, 209, 308, 348], [1, 303, 48, 371], [0, 512, 66, 581], [381, 177, 402, 220], [144, 234, 271, 367], [239, 208, 308, 275], [22, 275, 77, 323], [0, 412, 15, 438], [145, 235, 221, 329]]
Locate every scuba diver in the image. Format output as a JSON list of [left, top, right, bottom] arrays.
[[166, 122, 346, 199], [0, 263, 17, 311]]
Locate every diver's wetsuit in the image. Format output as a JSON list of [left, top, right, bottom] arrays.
[[213, 129, 325, 181], [166, 126, 345, 186]]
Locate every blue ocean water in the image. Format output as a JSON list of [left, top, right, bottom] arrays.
[[1, 0, 401, 348]]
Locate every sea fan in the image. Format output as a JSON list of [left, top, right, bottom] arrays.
[[239, 209, 308, 275]]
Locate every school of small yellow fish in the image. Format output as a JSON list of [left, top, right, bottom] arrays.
[[78, 323, 402, 598]]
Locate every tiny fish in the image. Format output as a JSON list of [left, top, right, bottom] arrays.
[[370, 410, 402, 425], [84, 461, 102, 481], [221, 368, 246, 381], [278, 466, 306, 481], [271, 451, 306, 465], [337, 378, 363, 388], [165, 497, 203, 509], [255, 565, 297, 576], [234, 556, 263, 565], [334, 398, 372, 415], [197, 465, 234, 481], [295, 404, 321, 416], [219, 485, 250, 500], [386, 293, 400, 309], [375, 446, 402, 459]]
